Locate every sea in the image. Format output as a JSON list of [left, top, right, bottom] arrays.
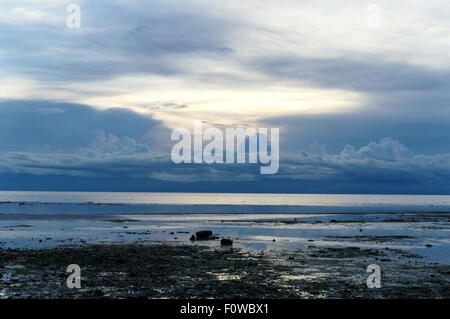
[[0, 191, 449, 215]]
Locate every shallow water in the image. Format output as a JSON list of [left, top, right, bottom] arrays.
[[0, 212, 449, 264], [0, 192, 449, 264]]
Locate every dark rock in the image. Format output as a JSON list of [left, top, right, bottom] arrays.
[[189, 235, 196, 241], [426, 244, 433, 248], [221, 238, 233, 246], [195, 230, 213, 240]]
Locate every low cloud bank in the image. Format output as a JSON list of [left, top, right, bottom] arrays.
[[1, 137, 449, 194]]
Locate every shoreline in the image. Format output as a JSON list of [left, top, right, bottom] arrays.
[[1, 209, 449, 298], [1, 211, 449, 263]]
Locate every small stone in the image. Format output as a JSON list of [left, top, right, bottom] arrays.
[[221, 238, 233, 246], [195, 230, 213, 240], [425, 244, 432, 248]]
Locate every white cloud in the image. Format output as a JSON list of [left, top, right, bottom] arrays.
[[77, 130, 150, 157], [339, 137, 413, 161]]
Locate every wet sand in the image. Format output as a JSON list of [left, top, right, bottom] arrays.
[[0, 211, 449, 298], [0, 241, 449, 299]]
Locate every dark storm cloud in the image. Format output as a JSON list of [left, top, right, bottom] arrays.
[[0, 100, 170, 153], [0, 137, 449, 193], [251, 55, 450, 93], [0, 99, 448, 193], [261, 103, 450, 155]]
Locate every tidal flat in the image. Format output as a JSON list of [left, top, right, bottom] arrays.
[[0, 210, 449, 298], [0, 241, 449, 299]]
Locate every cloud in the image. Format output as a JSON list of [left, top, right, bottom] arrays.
[[0, 0, 235, 83], [339, 137, 412, 161], [280, 138, 450, 186], [77, 130, 150, 157], [261, 103, 450, 155], [250, 55, 450, 93], [0, 137, 449, 193], [2, 0, 449, 143], [0, 100, 170, 153], [1, 1, 450, 193]]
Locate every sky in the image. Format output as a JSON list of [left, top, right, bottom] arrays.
[[1, 0, 449, 193]]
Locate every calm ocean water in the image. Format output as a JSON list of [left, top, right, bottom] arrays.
[[0, 191, 449, 214]]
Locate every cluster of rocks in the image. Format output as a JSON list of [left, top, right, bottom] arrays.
[[190, 230, 233, 246]]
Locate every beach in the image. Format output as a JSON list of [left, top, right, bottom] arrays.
[[0, 196, 449, 298], [1, 240, 449, 299]]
